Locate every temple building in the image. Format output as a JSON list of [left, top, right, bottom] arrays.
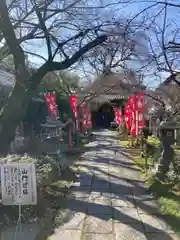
[[79, 71, 145, 128]]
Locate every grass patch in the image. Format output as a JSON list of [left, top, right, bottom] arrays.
[[128, 152, 154, 174], [147, 136, 160, 147], [146, 177, 180, 235], [118, 140, 129, 148], [133, 155, 147, 170], [119, 139, 154, 173]]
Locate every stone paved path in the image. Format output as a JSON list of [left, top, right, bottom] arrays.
[[51, 130, 179, 240]]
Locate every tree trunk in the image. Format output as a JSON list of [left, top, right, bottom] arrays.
[[0, 83, 26, 153], [0, 65, 48, 153]]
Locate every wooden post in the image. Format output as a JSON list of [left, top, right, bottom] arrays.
[[145, 143, 148, 175], [174, 129, 177, 146], [135, 91, 139, 143]]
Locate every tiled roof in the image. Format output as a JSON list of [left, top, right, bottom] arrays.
[[82, 72, 145, 98], [99, 94, 125, 100]]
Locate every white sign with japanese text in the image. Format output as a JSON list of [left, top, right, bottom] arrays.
[[1, 163, 37, 205]]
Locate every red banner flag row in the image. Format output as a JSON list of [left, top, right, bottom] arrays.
[[69, 96, 92, 134], [44, 92, 58, 120], [114, 92, 145, 136]]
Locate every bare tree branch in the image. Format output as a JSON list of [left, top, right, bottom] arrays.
[[0, 0, 29, 85], [48, 35, 107, 71], [30, 0, 52, 60]]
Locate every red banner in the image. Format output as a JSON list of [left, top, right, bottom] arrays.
[[136, 92, 144, 111], [127, 93, 145, 136], [128, 96, 136, 135], [113, 107, 123, 125], [70, 95, 78, 130], [80, 104, 87, 133], [80, 104, 92, 132], [70, 96, 78, 118], [130, 111, 136, 135], [136, 92, 145, 130], [44, 93, 58, 120], [128, 96, 136, 111], [124, 104, 131, 130], [138, 112, 145, 129], [87, 110, 92, 128]]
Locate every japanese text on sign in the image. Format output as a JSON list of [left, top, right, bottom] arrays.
[[1, 163, 37, 206]]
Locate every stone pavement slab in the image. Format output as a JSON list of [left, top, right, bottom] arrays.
[[52, 229, 82, 240], [89, 194, 111, 204], [140, 214, 172, 233], [71, 187, 91, 200], [89, 191, 111, 199], [87, 202, 112, 215], [109, 166, 122, 175], [63, 198, 89, 212], [84, 214, 113, 234], [110, 193, 135, 207], [114, 222, 148, 240], [93, 167, 109, 175], [110, 183, 133, 194], [113, 206, 141, 223], [137, 199, 161, 214], [79, 176, 92, 187], [83, 233, 114, 240], [58, 212, 85, 230], [92, 179, 110, 190]]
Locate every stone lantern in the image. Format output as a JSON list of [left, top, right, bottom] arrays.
[[148, 105, 165, 138], [156, 118, 180, 180], [40, 115, 64, 156]]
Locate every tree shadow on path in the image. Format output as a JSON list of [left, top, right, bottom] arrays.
[[46, 130, 177, 239]]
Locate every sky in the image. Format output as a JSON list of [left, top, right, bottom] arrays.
[[23, 0, 180, 89], [120, 1, 180, 88]]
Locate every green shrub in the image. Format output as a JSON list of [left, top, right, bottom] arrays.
[[1, 154, 60, 186], [168, 155, 180, 191]]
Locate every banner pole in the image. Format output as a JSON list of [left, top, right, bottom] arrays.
[[135, 93, 139, 137], [19, 204, 22, 232], [68, 121, 72, 151], [136, 110, 139, 137]]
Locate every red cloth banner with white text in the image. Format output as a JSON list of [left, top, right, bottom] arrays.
[[136, 92, 145, 130], [113, 107, 123, 125], [44, 92, 58, 120], [124, 104, 131, 130], [70, 95, 78, 130], [128, 96, 136, 135], [80, 104, 87, 133], [80, 104, 92, 132], [127, 93, 145, 136]]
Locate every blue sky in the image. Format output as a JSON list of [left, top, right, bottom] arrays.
[[25, 0, 180, 88], [120, 1, 180, 87]]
